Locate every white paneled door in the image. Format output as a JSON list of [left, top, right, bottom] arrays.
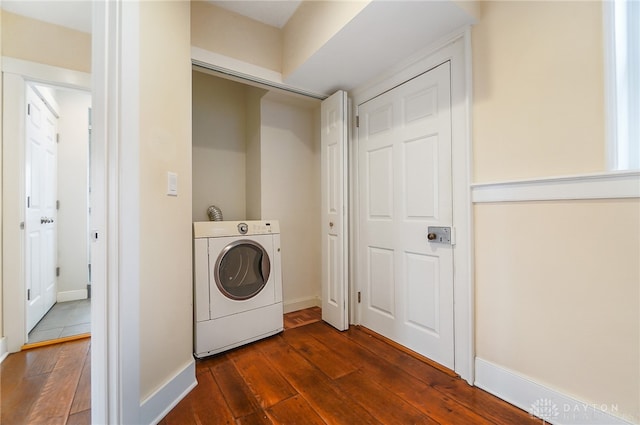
[[321, 90, 349, 331], [25, 85, 58, 333], [357, 62, 454, 368]]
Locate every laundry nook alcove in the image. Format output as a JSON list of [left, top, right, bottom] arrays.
[[192, 68, 322, 316]]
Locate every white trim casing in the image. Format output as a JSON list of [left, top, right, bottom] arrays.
[[191, 46, 326, 100], [1, 57, 92, 88], [603, 0, 640, 171], [475, 358, 637, 425], [471, 171, 640, 203], [118, 1, 142, 422], [140, 360, 197, 425], [91, 1, 117, 423], [351, 28, 475, 383], [191, 46, 283, 86], [0, 337, 8, 364]]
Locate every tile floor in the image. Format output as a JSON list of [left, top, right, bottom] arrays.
[[27, 299, 91, 344]]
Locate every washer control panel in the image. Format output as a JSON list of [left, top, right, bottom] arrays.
[[194, 220, 279, 238]]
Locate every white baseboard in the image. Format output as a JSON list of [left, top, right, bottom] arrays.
[[283, 296, 321, 314], [140, 359, 197, 425], [475, 357, 637, 425], [0, 337, 8, 364], [57, 289, 88, 303]]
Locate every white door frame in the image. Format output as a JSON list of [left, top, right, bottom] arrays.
[[1, 57, 91, 352], [350, 29, 475, 383]]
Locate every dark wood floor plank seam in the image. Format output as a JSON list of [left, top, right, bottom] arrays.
[[69, 344, 92, 415], [265, 394, 328, 425], [257, 334, 383, 425], [227, 344, 298, 410], [0, 374, 49, 424], [25, 356, 85, 424], [210, 353, 271, 419], [279, 326, 360, 380], [343, 325, 534, 425], [299, 322, 496, 425]]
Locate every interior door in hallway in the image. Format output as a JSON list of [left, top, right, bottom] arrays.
[[25, 85, 58, 332], [357, 62, 454, 368]]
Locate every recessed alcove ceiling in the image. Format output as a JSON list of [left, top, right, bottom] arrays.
[[282, 1, 476, 95], [2, 0, 476, 96]]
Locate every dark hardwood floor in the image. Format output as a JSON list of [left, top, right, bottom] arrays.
[[1, 308, 540, 424], [0, 337, 91, 425]]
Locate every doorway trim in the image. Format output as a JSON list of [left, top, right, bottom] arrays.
[[350, 28, 474, 383], [1, 57, 92, 353]]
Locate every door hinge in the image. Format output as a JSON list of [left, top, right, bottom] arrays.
[[27, 196, 31, 208], [56, 200, 60, 210], [27, 104, 31, 115], [357, 291, 361, 303], [20, 222, 25, 230], [355, 115, 360, 128], [56, 267, 60, 277], [56, 133, 60, 144], [27, 289, 31, 301]]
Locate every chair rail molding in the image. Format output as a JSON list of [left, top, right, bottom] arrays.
[[471, 171, 640, 203]]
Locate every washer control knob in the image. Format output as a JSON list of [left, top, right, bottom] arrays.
[[237, 223, 248, 235]]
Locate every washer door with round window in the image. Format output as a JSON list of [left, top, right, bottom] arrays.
[[215, 239, 271, 300], [208, 234, 280, 319]]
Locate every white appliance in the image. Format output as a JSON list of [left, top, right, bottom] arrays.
[[193, 220, 283, 358]]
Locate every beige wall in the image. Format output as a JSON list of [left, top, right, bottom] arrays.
[[1, 11, 91, 73], [472, 1, 639, 421], [260, 96, 321, 309], [138, 1, 193, 401], [475, 200, 640, 418], [192, 71, 249, 222], [56, 88, 91, 298], [245, 86, 267, 221], [472, 1, 605, 182], [190, 0, 371, 81], [0, 7, 3, 339], [191, 1, 281, 73], [282, 1, 369, 78]]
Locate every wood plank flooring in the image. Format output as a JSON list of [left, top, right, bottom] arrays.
[[161, 318, 539, 424], [0, 338, 91, 425], [1, 309, 539, 424]]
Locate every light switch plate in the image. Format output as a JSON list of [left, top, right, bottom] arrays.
[[167, 172, 178, 196]]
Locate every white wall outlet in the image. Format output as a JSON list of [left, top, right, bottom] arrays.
[[167, 172, 178, 196]]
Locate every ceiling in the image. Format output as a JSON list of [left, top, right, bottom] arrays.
[[2, 0, 476, 96], [207, 0, 301, 28], [2, 1, 92, 33], [0, 0, 301, 33]]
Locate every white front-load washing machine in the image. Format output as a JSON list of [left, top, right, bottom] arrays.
[[193, 220, 283, 358]]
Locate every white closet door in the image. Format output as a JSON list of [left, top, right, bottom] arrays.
[[321, 90, 349, 331]]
